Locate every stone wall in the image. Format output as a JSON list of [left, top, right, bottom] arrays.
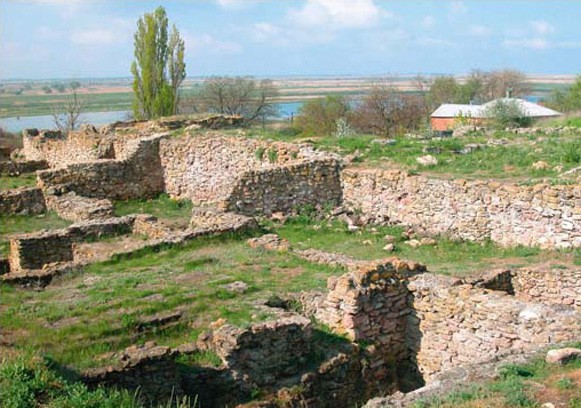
[[0, 187, 46, 216], [226, 159, 343, 215], [8, 216, 135, 271], [160, 135, 343, 214], [0, 159, 48, 175], [44, 190, 113, 222], [22, 129, 114, 167], [407, 273, 580, 379], [342, 168, 580, 249], [160, 135, 303, 204], [37, 134, 166, 201], [199, 315, 313, 386], [512, 266, 581, 309]]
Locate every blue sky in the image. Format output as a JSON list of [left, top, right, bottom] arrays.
[[1, 0, 580, 79]]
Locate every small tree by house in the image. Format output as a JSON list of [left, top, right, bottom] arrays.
[[483, 99, 532, 129], [131, 6, 186, 120]]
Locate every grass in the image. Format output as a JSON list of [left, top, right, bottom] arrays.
[[0, 212, 71, 257], [0, 174, 38, 190], [113, 194, 193, 225], [413, 343, 581, 408], [269, 215, 573, 276], [0, 92, 133, 118], [244, 124, 581, 181], [0, 231, 342, 370], [0, 354, 139, 408]]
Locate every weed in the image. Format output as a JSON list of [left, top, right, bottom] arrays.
[[254, 147, 265, 161], [267, 148, 278, 163]]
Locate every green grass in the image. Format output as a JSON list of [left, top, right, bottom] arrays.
[[269, 215, 572, 276], [0, 212, 71, 257], [113, 194, 193, 224], [0, 92, 133, 118], [0, 232, 342, 369], [0, 354, 138, 408], [246, 124, 580, 181], [414, 343, 581, 407], [0, 174, 38, 190]]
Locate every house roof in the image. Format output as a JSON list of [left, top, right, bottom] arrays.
[[481, 98, 561, 118], [430, 98, 561, 118], [430, 104, 482, 118]]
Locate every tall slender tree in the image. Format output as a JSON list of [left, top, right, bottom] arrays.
[[131, 6, 186, 120]]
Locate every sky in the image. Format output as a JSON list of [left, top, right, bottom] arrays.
[[1, 0, 580, 80]]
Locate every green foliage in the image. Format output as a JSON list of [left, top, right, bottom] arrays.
[[484, 99, 533, 129], [295, 95, 351, 136], [547, 75, 581, 112], [266, 148, 278, 163], [254, 147, 265, 161], [131, 6, 186, 120], [0, 355, 137, 408]]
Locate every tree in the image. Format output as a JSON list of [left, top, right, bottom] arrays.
[[483, 99, 531, 129], [131, 6, 186, 120], [295, 95, 351, 136], [197, 76, 278, 122], [352, 85, 427, 136], [427, 76, 459, 109], [482, 69, 529, 100], [52, 90, 84, 134], [546, 75, 581, 112]]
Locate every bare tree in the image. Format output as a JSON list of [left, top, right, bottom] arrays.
[[197, 77, 278, 122], [52, 90, 84, 134], [352, 84, 427, 136]]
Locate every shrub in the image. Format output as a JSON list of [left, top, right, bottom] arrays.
[[295, 95, 351, 136], [483, 99, 532, 129]]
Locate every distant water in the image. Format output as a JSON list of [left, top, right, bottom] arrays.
[[0, 97, 544, 133], [0, 102, 304, 133]]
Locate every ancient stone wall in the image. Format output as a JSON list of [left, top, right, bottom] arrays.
[[225, 159, 343, 215], [198, 316, 313, 386], [512, 266, 581, 308], [159, 135, 302, 204], [407, 273, 580, 379], [0, 159, 48, 175], [0, 187, 46, 216], [44, 191, 113, 222], [8, 216, 135, 271], [37, 135, 166, 200], [342, 168, 580, 249], [22, 129, 115, 167]]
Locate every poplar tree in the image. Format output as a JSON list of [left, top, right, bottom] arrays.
[[131, 6, 186, 120]]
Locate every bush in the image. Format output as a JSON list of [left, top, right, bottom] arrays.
[[483, 99, 532, 129], [295, 95, 351, 136]]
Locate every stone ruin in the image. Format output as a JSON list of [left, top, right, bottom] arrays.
[[0, 115, 579, 406]]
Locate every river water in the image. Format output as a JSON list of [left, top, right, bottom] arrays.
[[0, 102, 304, 133]]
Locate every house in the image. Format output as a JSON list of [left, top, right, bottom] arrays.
[[430, 98, 561, 131]]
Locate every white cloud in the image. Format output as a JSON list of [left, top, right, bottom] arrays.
[[289, 0, 388, 29], [469, 25, 492, 37], [530, 20, 554, 35], [417, 37, 454, 47], [449, 1, 467, 15], [503, 38, 548, 50], [184, 32, 242, 55], [71, 29, 117, 46], [36, 26, 62, 40], [215, 0, 247, 10], [421, 16, 436, 29], [503, 38, 581, 50]]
